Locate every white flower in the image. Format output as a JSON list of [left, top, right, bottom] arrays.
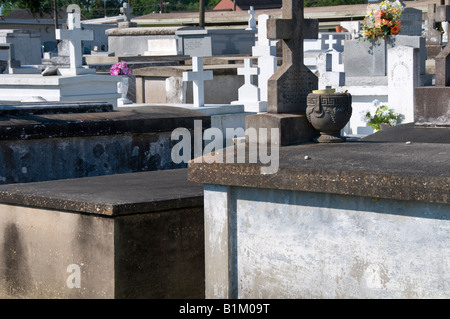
[[371, 99, 381, 108], [382, 110, 390, 117], [360, 110, 371, 122]]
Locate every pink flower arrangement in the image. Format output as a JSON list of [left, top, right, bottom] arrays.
[[110, 61, 131, 75]]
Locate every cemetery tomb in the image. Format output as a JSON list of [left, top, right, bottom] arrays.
[[188, 0, 450, 299], [132, 57, 248, 139], [0, 102, 210, 184], [0, 168, 205, 298], [0, 5, 123, 106], [0, 74, 120, 106], [188, 139, 450, 298]]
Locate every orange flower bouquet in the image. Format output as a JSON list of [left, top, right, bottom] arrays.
[[363, 0, 404, 40]]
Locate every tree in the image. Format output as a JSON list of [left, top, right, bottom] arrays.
[[0, 0, 122, 19]]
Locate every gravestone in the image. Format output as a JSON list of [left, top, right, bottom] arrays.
[[399, 7, 423, 36], [176, 27, 212, 57], [176, 27, 256, 57], [316, 49, 345, 89], [119, 2, 137, 28], [340, 21, 360, 39], [437, 3, 450, 45], [344, 35, 430, 86], [182, 56, 213, 107], [55, 5, 95, 76], [0, 29, 42, 66], [246, 0, 320, 145], [144, 38, 179, 56], [414, 43, 450, 126], [0, 43, 24, 74], [425, 4, 444, 59], [231, 58, 265, 112], [304, 32, 346, 52], [435, 44, 450, 86], [252, 14, 278, 112], [388, 45, 420, 123]]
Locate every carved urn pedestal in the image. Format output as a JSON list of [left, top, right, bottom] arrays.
[[306, 89, 352, 143]]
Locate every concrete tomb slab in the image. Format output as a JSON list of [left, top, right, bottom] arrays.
[[0, 104, 210, 184], [0, 168, 205, 298]]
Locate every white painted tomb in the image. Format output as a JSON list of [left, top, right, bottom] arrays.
[[0, 4, 120, 106], [0, 74, 120, 106]]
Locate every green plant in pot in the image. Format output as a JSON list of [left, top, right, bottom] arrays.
[[362, 99, 400, 131]]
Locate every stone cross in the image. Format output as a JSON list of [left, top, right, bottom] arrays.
[[120, 2, 133, 22], [325, 35, 337, 50], [55, 4, 94, 76], [247, 6, 257, 30], [238, 58, 259, 100], [252, 14, 277, 110], [183, 56, 213, 107], [266, 0, 318, 113]]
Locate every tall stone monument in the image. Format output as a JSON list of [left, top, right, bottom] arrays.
[[119, 2, 137, 28], [55, 5, 95, 76], [414, 0, 450, 128], [246, 0, 319, 145]]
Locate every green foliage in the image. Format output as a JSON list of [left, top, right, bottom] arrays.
[[1, 0, 223, 18], [0, 0, 122, 19], [362, 101, 400, 131], [132, 0, 221, 16]]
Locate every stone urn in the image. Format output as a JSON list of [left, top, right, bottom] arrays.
[[306, 89, 352, 143]]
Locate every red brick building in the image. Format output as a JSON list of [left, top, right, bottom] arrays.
[[213, 0, 282, 11]]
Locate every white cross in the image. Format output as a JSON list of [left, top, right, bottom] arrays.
[[182, 56, 213, 107], [246, 6, 257, 30], [252, 14, 277, 106], [325, 34, 337, 50], [239, 58, 258, 85], [238, 58, 260, 101], [55, 5, 94, 75], [120, 2, 133, 22]]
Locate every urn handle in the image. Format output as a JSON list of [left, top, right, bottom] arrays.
[[308, 96, 325, 118]]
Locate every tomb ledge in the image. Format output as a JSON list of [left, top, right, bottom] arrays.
[[188, 125, 450, 205], [0, 104, 211, 140], [0, 168, 203, 216]]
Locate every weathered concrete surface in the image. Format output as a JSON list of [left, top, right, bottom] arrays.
[[189, 129, 450, 205], [0, 169, 205, 298], [189, 124, 450, 298], [203, 184, 450, 298], [0, 105, 210, 184]]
